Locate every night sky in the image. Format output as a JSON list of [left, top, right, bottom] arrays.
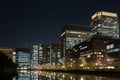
[[0, 0, 120, 49]]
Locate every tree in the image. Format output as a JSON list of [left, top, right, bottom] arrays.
[[0, 52, 18, 68], [88, 61, 95, 69], [77, 58, 86, 68]]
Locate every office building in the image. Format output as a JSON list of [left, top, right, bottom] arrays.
[[106, 39, 120, 68], [44, 44, 51, 64], [61, 24, 93, 61], [51, 42, 61, 64], [15, 48, 30, 67], [91, 11, 119, 39], [66, 35, 115, 68], [43, 43, 61, 68], [32, 44, 44, 66]]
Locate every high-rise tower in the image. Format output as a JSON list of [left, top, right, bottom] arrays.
[[61, 24, 93, 62], [91, 11, 119, 39], [32, 44, 44, 66]]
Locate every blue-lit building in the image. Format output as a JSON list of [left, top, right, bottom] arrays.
[[15, 48, 30, 67], [32, 43, 61, 67], [32, 44, 44, 66]]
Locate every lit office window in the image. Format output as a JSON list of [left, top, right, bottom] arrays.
[[110, 44, 114, 49]]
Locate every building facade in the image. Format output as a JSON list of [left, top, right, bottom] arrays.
[[44, 42, 61, 64], [44, 44, 51, 64], [106, 39, 120, 68], [66, 35, 115, 68], [32, 44, 44, 66], [90, 11, 119, 39], [32, 43, 61, 68], [15, 48, 30, 67], [61, 24, 93, 62]]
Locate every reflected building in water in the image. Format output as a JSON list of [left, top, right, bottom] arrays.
[[14, 71, 120, 80]]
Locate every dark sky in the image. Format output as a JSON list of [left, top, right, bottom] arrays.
[[0, 0, 120, 48]]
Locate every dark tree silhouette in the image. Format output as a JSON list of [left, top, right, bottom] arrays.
[[0, 52, 17, 67], [0, 51, 18, 78]]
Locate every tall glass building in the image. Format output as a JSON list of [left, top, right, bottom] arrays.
[[32, 44, 44, 66], [15, 48, 30, 67], [90, 11, 119, 39], [44, 43, 61, 65], [61, 24, 93, 61]]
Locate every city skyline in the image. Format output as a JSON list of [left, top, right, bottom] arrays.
[[0, 0, 120, 48]]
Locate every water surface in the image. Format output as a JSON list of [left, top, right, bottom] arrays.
[[13, 70, 120, 80]]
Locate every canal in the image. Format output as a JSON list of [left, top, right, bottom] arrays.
[[10, 70, 120, 80]]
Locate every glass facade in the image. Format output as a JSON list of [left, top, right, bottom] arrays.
[[106, 40, 120, 68], [45, 43, 61, 64], [61, 24, 93, 61], [91, 11, 119, 39], [33, 45, 39, 65], [32, 44, 44, 65], [15, 48, 30, 67], [66, 37, 81, 49]]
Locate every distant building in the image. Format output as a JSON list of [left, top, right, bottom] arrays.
[[44, 44, 51, 64], [51, 42, 61, 64], [15, 48, 30, 67], [32, 44, 44, 66], [44, 42, 61, 64], [61, 24, 93, 61], [32, 43, 61, 67], [90, 11, 119, 39]]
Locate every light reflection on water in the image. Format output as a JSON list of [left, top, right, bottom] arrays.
[[13, 70, 120, 80]]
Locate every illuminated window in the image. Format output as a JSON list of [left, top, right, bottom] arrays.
[[78, 35, 81, 37], [87, 55, 90, 58], [101, 55, 103, 57], [107, 44, 114, 50], [99, 52, 101, 54], [109, 44, 114, 49], [39, 47, 43, 50], [106, 45, 109, 49]]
